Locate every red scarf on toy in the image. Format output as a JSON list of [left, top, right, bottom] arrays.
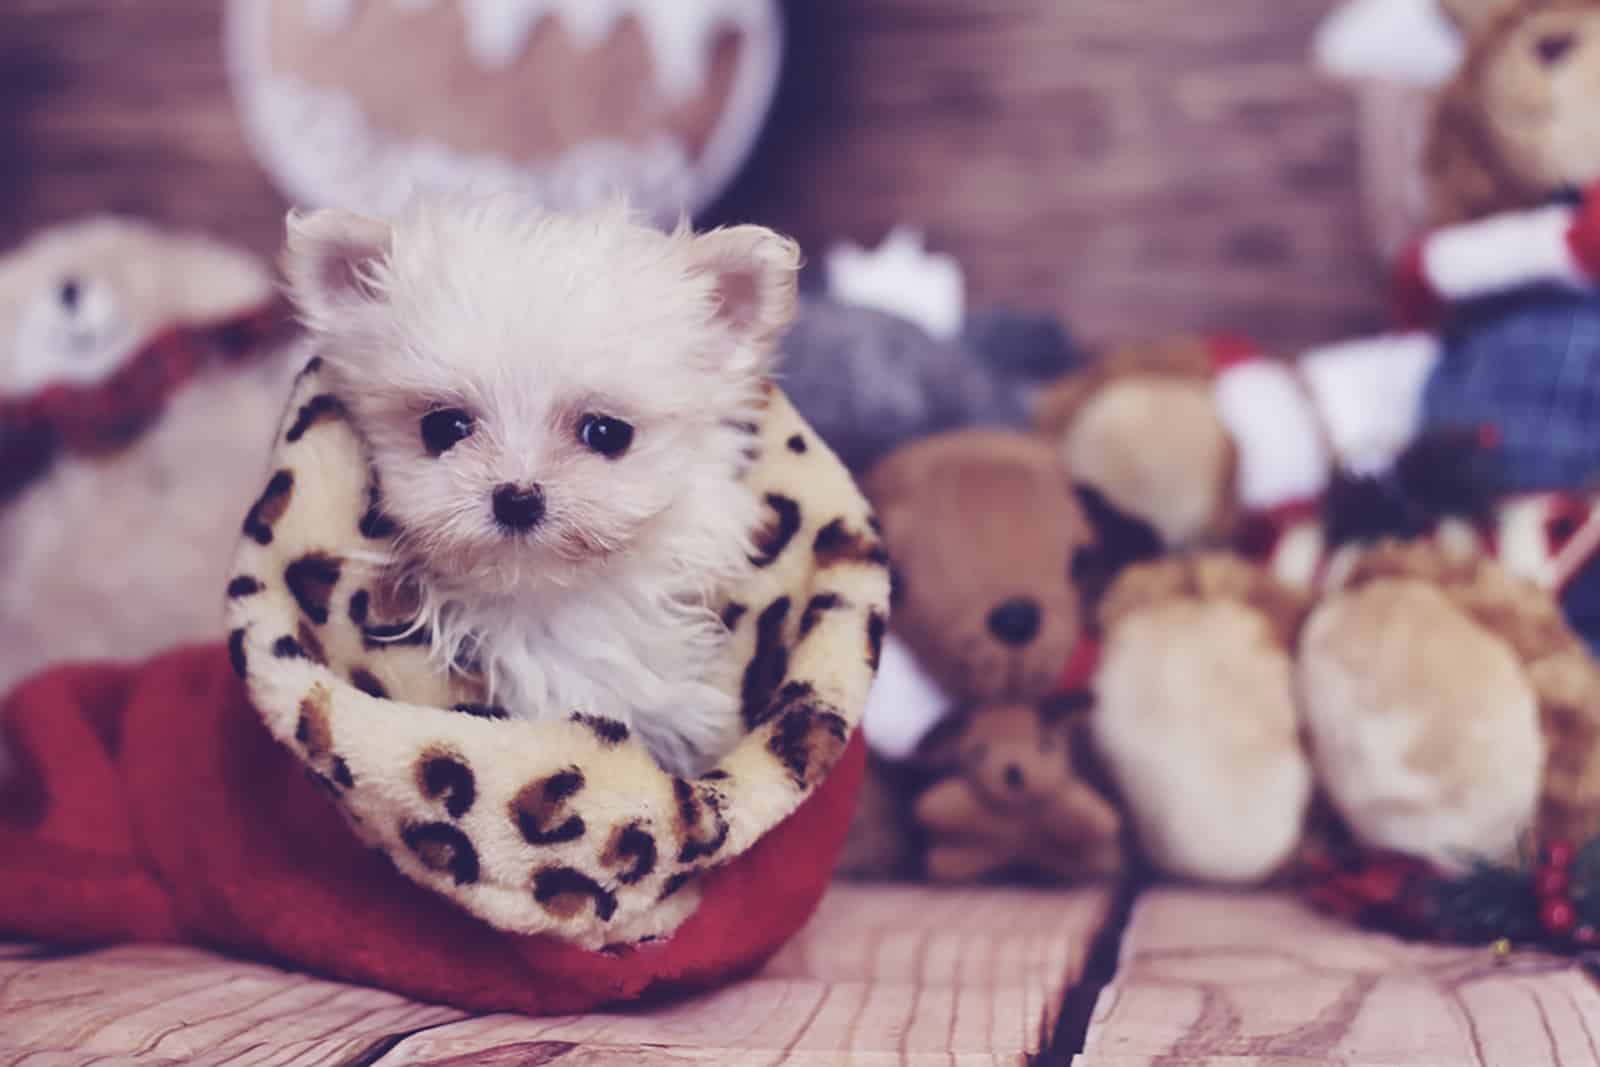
[[0, 300, 292, 503]]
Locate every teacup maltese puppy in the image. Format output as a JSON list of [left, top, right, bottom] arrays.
[[283, 196, 801, 777]]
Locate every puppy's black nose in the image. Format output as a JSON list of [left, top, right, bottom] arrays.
[[988, 597, 1041, 646], [492, 483, 545, 532], [59, 277, 81, 311]]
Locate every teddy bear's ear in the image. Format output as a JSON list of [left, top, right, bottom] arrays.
[[1070, 483, 1166, 608], [860, 443, 926, 537], [687, 224, 801, 350], [282, 208, 393, 327], [1438, 0, 1522, 36]]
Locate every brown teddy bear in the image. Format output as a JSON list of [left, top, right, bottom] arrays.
[[836, 429, 1137, 882], [912, 695, 1123, 883], [1038, 0, 1600, 883]]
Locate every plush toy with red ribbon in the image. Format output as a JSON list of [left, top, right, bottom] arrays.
[[835, 428, 1148, 883], [0, 217, 299, 698]]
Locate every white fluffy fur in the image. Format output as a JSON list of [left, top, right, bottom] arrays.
[[285, 195, 800, 777]]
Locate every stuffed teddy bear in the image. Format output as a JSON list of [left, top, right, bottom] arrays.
[[1294, 0, 1600, 636], [779, 228, 1082, 476], [1037, 358, 1600, 883], [0, 217, 299, 697], [835, 429, 1140, 882], [1032, 0, 1600, 883], [912, 695, 1123, 883], [224, 0, 783, 226]]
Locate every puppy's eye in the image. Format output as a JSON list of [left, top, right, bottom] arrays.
[[419, 408, 475, 456], [578, 413, 634, 458], [1537, 32, 1578, 66]]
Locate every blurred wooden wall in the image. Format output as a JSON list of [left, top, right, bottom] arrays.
[[0, 0, 1384, 352]]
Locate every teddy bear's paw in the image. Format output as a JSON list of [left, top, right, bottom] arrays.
[[1345, 540, 1581, 663], [1098, 552, 1306, 647], [1527, 649, 1600, 844], [1300, 573, 1544, 874], [1093, 584, 1311, 885]]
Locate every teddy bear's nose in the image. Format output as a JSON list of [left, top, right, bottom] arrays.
[[492, 483, 546, 532], [988, 597, 1041, 646]]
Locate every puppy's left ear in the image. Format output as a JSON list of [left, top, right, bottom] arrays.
[[690, 225, 802, 350]]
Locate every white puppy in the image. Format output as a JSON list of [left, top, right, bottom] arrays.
[[284, 196, 800, 777]]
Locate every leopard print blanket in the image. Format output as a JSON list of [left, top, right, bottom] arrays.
[[224, 358, 890, 949]]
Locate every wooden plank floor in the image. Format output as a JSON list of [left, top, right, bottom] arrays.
[[12, 885, 1598, 1064], [1075, 889, 1600, 1067], [0, 885, 1111, 1066]]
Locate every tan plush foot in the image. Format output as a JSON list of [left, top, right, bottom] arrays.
[[1093, 554, 1312, 884], [1299, 542, 1574, 871]]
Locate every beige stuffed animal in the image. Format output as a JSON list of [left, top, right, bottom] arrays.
[[0, 217, 301, 697]]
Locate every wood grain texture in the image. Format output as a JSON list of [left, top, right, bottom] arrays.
[[1075, 890, 1600, 1067], [0, 885, 1111, 1065], [0, 0, 1382, 354]]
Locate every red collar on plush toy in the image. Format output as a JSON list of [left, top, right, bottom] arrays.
[[1056, 636, 1101, 694], [0, 300, 292, 502]]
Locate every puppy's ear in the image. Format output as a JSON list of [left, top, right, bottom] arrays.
[[689, 225, 802, 351], [283, 208, 393, 326]]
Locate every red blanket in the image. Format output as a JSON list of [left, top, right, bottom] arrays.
[[0, 644, 865, 1014]]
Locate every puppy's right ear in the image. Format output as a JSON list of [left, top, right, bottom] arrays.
[[283, 208, 392, 325]]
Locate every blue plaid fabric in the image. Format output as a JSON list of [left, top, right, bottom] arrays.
[[1423, 286, 1600, 494]]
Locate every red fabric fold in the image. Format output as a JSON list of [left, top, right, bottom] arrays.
[[0, 644, 864, 1014]]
